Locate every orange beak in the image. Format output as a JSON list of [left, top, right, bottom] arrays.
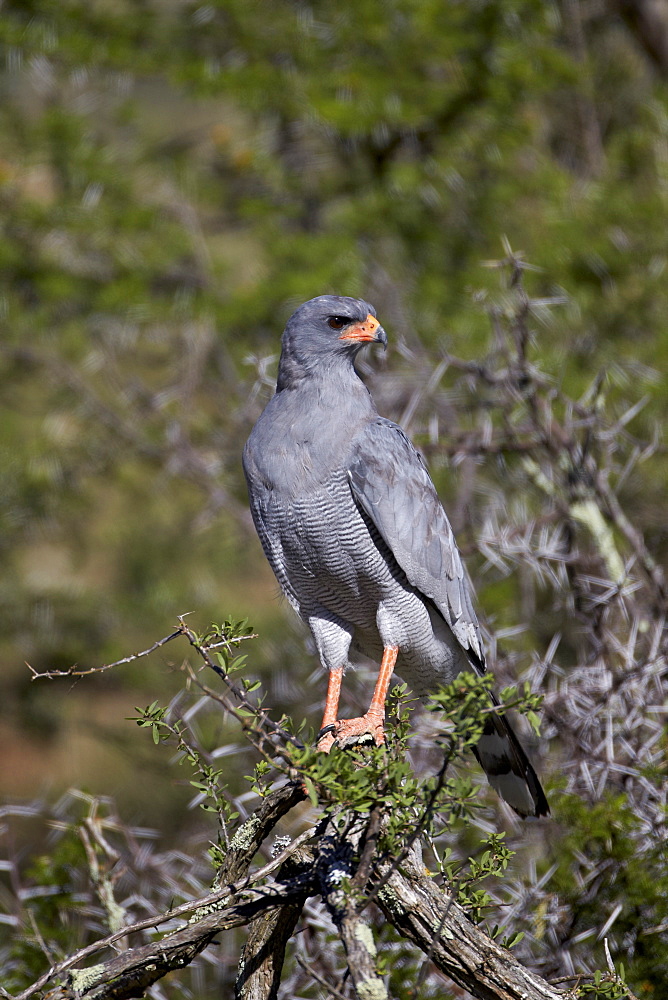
[[339, 314, 385, 344]]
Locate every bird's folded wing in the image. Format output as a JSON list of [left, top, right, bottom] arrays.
[[348, 417, 485, 670], [245, 483, 301, 612]]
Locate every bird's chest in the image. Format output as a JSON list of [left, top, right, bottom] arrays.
[[265, 472, 392, 610]]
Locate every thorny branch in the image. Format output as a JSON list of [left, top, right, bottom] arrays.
[[27, 619, 302, 758], [25, 629, 185, 679], [11, 783, 309, 1000], [12, 787, 566, 1000]]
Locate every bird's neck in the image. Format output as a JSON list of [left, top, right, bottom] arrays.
[[277, 349, 366, 392], [273, 363, 376, 452], [248, 362, 377, 497], [276, 355, 369, 402]]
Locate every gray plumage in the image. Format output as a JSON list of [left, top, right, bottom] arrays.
[[243, 295, 548, 817]]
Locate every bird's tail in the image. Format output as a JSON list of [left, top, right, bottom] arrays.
[[473, 712, 549, 818]]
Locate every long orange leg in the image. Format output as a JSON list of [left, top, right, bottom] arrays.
[[317, 646, 399, 752], [317, 666, 343, 748]]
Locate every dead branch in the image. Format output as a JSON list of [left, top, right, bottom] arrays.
[[12, 781, 569, 1000], [318, 811, 388, 1000], [375, 854, 563, 1000], [64, 879, 313, 1000], [13, 783, 307, 1000], [235, 846, 315, 1000]]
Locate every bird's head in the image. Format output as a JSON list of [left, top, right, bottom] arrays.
[[277, 295, 387, 389]]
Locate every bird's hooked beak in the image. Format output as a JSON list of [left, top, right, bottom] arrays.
[[339, 314, 388, 350]]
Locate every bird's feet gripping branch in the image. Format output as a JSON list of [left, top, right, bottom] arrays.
[[317, 646, 398, 752]]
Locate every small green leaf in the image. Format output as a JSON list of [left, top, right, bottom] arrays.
[[303, 777, 318, 807]]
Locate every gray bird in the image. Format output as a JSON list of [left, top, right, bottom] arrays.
[[243, 295, 548, 817]]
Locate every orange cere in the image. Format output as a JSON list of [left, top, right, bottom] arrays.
[[339, 314, 380, 342]]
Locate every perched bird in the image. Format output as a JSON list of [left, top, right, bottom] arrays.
[[243, 295, 548, 817]]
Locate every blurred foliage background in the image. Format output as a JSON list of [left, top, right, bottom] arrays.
[[0, 0, 667, 995]]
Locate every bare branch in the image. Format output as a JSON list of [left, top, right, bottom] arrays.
[[26, 629, 183, 679], [14, 783, 307, 1000], [318, 812, 388, 1000], [235, 847, 314, 1000], [376, 854, 563, 1000], [67, 879, 313, 1000]]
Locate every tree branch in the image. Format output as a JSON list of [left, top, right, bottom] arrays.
[[15, 783, 307, 1000], [235, 847, 314, 1000], [376, 854, 563, 1000], [68, 879, 313, 1000], [318, 812, 388, 1000]]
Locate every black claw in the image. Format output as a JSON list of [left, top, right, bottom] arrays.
[[316, 724, 337, 743]]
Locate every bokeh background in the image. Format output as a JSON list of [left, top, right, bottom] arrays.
[[1, 0, 667, 994]]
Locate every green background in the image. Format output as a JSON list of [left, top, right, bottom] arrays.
[[0, 1, 667, 994]]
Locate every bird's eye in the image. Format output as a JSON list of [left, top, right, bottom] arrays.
[[327, 316, 348, 330]]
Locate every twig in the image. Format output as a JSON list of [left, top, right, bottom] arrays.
[[27, 909, 56, 967], [178, 619, 305, 751], [26, 630, 183, 679], [295, 955, 350, 1000], [350, 806, 383, 895], [360, 741, 455, 913], [235, 846, 315, 1000], [79, 820, 128, 942]]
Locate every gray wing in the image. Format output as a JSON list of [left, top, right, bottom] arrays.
[[348, 419, 551, 819], [348, 417, 485, 670], [242, 445, 301, 614]]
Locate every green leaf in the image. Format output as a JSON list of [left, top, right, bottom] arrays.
[[303, 777, 318, 808]]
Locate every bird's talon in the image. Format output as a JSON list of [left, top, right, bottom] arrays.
[[316, 729, 337, 753], [316, 714, 386, 754]]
